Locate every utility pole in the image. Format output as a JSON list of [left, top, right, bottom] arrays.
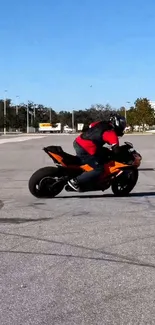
[[50, 109, 52, 123], [4, 90, 7, 135]]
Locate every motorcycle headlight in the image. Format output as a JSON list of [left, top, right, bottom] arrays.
[[133, 154, 141, 166]]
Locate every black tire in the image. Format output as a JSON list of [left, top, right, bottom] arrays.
[[111, 168, 139, 196], [28, 167, 65, 198]]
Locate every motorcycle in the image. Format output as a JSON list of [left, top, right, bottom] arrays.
[[28, 141, 142, 198]]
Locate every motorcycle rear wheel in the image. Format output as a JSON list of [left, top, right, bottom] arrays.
[[111, 169, 139, 196], [28, 167, 64, 198]]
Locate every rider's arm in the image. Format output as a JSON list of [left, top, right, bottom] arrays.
[[102, 130, 119, 146], [102, 130, 120, 155], [89, 121, 100, 128]]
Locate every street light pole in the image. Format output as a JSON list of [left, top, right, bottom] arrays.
[[72, 109, 74, 131], [16, 95, 19, 115], [33, 105, 36, 133], [125, 101, 130, 123], [15, 95, 19, 132], [27, 102, 29, 133], [4, 90, 7, 135], [124, 107, 127, 120], [34, 104, 36, 120]]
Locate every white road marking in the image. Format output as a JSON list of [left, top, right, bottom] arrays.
[[0, 135, 47, 145]]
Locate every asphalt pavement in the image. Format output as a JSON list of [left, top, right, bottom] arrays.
[[0, 134, 155, 325]]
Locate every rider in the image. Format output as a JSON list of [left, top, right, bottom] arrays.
[[68, 113, 127, 191]]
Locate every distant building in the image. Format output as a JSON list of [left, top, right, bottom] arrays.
[[149, 101, 155, 111]]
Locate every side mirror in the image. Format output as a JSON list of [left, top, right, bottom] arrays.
[[124, 141, 133, 148]]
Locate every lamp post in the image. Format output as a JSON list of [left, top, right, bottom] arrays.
[[72, 109, 75, 131], [4, 90, 7, 135], [33, 105, 36, 132], [124, 107, 127, 120], [16, 95, 19, 115], [27, 101, 29, 133], [49, 109, 52, 123], [34, 104, 36, 120], [15, 95, 19, 131], [125, 101, 130, 123]]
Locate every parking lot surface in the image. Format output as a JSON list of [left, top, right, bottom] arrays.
[[0, 134, 155, 325]]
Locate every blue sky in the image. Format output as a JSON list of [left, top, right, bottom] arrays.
[[1, 0, 155, 111]]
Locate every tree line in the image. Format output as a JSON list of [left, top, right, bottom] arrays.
[[0, 97, 154, 132]]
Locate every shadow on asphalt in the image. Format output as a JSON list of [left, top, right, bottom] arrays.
[[57, 191, 155, 199], [139, 168, 155, 171]]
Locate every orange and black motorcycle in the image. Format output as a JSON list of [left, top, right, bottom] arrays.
[[28, 141, 142, 198]]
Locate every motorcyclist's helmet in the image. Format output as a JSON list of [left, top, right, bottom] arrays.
[[109, 113, 126, 136]]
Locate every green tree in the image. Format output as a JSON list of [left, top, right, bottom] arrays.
[[18, 105, 27, 131], [1, 96, 154, 134], [58, 111, 72, 129], [35, 105, 56, 124], [126, 107, 138, 131], [134, 98, 154, 130], [118, 106, 126, 118], [0, 100, 4, 129], [0, 99, 16, 130]]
